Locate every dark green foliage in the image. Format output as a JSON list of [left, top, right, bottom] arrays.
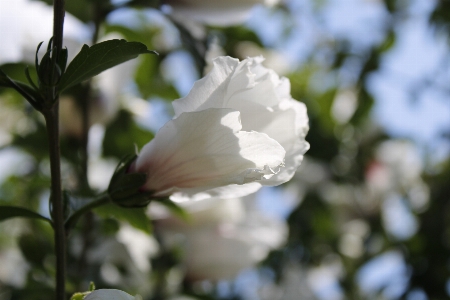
[[0, 206, 51, 223], [94, 204, 152, 234], [18, 233, 53, 267], [102, 109, 154, 158], [135, 54, 180, 100], [107, 155, 152, 208], [58, 39, 157, 91], [406, 161, 450, 298], [0, 69, 44, 110]]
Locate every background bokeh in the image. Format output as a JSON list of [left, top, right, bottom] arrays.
[[0, 0, 449, 299]]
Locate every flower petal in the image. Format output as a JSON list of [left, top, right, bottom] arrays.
[[173, 56, 309, 187], [164, 0, 279, 26], [173, 57, 240, 116], [134, 108, 285, 196], [84, 289, 137, 300], [238, 99, 310, 185], [170, 178, 263, 202]]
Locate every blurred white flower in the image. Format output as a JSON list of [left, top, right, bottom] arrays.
[[165, 56, 309, 201], [117, 224, 159, 273], [157, 197, 288, 281], [203, 38, 226, 74], [365, 140, 429, 211], [153, 197, 246, 230], [84, 289, 141, 300], [0, 248, 29, 288], [375, 140, 422, 183], [366, 140, 422, 192], [163, 0, 280, 26], [331, 89, 358, 124]]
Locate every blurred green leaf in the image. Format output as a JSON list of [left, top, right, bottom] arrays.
[[0, 206, 51, 223], [94, 203, 152, 234], [350, 88, 374, 125], [218, 26, 264, 55], [12, 121, 49, 160], [0, 69, 43, 110], [0, 63, 38, 85], [104, 24, 158, 50], [37, 0, 94, 23], [135, 54, 179, 99], [102, 109, 154, 158], [153, 198, 189, 221], [18, 233, 53, 267], [316, 88, 338, 132], [58, 39, 157, 91], [70, 293, 87, 300]]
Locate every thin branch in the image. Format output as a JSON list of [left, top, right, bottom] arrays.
[[48, 0, 66, 299]]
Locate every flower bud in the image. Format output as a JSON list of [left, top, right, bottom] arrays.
[[108, 155, 152, 208]]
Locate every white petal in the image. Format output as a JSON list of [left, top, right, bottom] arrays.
[[239, 99, 310, 185], [84, 289, 137, 300], [172, 57, 309, 188], [174, 57, 272, 116], [173, 56, 240, 116], [134, 108, 285, 196], [170, 182, 262, 202], [165, 0, 279, 26]]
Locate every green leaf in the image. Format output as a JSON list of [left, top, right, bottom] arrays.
[[25, 67, 39, 91], [153, 198, 189, 221], [37, 43, 55, 87], [0, 206, 51, 223], [18, 233, 53, 267], [103, 109, 154, 159], [134, 54, 179, 99], [70, 293, 87, 300], [12, 121, 49, 160], [58, 39, 157, 91], [94, 203, 152, 234], [0, 69, 43, 110], [89, 282, 96, 291], [58, 48, 69, 74]]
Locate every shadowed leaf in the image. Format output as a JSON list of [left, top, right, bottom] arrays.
[[58, 39, 157, 91]]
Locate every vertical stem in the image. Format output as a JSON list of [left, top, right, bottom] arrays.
[[52, 0, 65, 60], [44, 104, 66, 300], [50, 0, 66, 299]]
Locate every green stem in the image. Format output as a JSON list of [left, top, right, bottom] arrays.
[[65, 193, 111, 231], [43, 104, 66, 300], [53, 0, 65, 54], [48, 0, 65, 299]]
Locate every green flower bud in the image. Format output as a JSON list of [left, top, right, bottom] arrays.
[[108, 155, 153, 208]]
